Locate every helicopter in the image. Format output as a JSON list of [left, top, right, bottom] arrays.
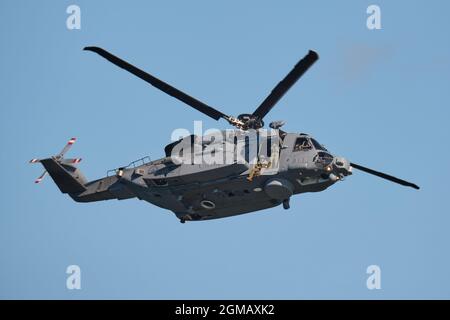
[[30, 47, 419, 223]]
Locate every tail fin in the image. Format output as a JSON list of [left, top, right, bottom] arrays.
[[30, 137, 87, 194], [40, 158, 87, 194]]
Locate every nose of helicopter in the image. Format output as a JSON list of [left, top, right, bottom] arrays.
[[333, 156, 352, 177]]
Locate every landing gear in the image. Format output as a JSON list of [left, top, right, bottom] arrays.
[[282, 198, 290, 210], [179, 218, 186, 224]]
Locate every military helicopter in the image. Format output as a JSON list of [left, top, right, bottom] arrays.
[[30, 47, 419, 223]]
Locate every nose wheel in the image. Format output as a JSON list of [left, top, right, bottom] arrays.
[[282, 198, 290, 210]]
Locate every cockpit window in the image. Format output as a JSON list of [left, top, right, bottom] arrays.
[[310, 138, 327, 151], [293, 137, 312, 152]]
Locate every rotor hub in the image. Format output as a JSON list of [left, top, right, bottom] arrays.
[[237, 114, 264, 130]]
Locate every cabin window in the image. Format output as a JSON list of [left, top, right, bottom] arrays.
[[293, 137, 312, 152]]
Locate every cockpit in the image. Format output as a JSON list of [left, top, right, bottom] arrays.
[[293, 136, 327, 152]]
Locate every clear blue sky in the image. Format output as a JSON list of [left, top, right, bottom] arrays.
[[1, 0, 449, 299]]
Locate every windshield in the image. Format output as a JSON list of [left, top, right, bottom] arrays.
[[310, 138, 327, 151]]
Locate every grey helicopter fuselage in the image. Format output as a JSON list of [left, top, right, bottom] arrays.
[[56, 129, 351, 222], [30, 47, 418, 223]]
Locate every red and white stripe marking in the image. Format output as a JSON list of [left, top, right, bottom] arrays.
[[72, 158, 82, 164], [29, 158, 40, 163], [58, 137, 77, 157], [34, 171, 47, 183]]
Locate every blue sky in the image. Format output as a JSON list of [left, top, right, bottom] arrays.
[[1, 0, 449, 299]]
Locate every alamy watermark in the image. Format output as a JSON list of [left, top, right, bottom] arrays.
[[169, 121, 280, 168], [66, 265, 81, 290], [66, 5, 81, 30], [367, 5, 381, 30], [366, 265, 381, 290]]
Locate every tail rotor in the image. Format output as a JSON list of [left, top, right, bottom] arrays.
[[29, 137, 82, 184]]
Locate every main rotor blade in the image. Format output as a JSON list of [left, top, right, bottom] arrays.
[[350, 162, 420, 190], [84, 46, 227, 121], [252, 50, 319, 120]]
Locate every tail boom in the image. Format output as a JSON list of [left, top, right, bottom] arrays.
[[30, 138, 134, 203]]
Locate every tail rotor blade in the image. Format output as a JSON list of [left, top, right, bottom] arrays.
[[350, 162, 420, 190], [58, 137, 76, 158], [61, 158, 82, 164], [35, 171, 48, 184], [29, 159, 40, 163]]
